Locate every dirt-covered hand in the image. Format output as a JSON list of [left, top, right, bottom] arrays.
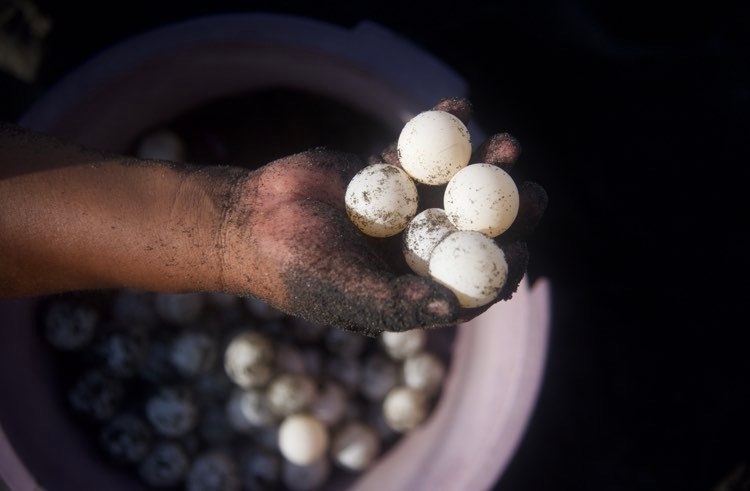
[[216, 149, 459, 336], [218, 98, 546, 335]]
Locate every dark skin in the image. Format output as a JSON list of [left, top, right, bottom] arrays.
[[0, 98, 546, 336]]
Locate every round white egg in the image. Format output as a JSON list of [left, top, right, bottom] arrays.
[[382, 386, 428, 432], [402, 208, 457, 276], [345, 164, 418, 237], [224, 332, 274, 388], [429, 231, 508, 308], [226, 388, 276, 431], [403, 351, 446, 397], [266, 374, 318, 417], [397, 110, 472, 185], [331, 422, 381, 471], [380, 329, 426, 361], [444, 163, 520, 237], [278, 414, 329, 466]]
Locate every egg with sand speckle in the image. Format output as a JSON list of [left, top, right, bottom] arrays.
[[429, 230, 508, 308], [345, 163, 418, 237], [397, 110, 471, 185], [444, 163, 519, 237]]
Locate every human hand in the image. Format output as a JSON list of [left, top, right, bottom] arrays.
[[0, 99, 544, 335], [218, 98, 547, 335]]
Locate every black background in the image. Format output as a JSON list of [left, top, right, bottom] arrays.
[[3, 1, 749, 490]]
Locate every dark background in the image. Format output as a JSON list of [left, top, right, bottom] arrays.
[[2, 1, 749, 490]]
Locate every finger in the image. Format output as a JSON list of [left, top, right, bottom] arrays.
[[432, 97, 473, 124], [498, 181, 548, 244], [472, 132, 522, 171], [378, 142, 400, 168], [497, 241, 529, 301]]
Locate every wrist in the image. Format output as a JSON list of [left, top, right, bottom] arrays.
[[170, 164, 253, 294]]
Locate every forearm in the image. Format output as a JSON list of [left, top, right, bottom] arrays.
[[0, 123, 242, 297]]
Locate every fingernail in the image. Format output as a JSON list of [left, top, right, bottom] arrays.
[[418, 294, 458, 327], [425, 298, 452, 317]]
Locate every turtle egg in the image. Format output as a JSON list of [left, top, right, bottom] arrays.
[[99, 414, 152, 463], [397, 110, 471, 185], [145, 387, 198, 437], [444, 163, 519, 237], [331, 422, 381, 471], [69, 370, 124, 421], [224, 331, 274, 388], [138, 442, 189, 488], [226, 388, 276, 431], [380, 329, 426, 361], [44, 302, 97, 350], [402, 208, 457, 276], [429, 231, 508, 308], [278, 414, 329, 466], [383, 386, 428, 433], [170, 332, 217, 378], [266, 374, 318, 417], [345, 163, 418, 237], [186, 451, 241, 491], [403, 351, 446, 397]]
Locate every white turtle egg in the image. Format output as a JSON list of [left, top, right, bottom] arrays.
[[278, 414, 329, 466], [397, 110, 471, 185], [403, 351, 446, 397], [331, 422, 381, 471], [402, 208, 457, 276], [226, 388, 276, 431], [345, 164, 418, 237], [444, 163, 520, 237], [382, 386, 428, 432], [428, 231, 508, 308], [380, 329, 425, 361], [224, 331, 274, 388], [266, 374, 318, 417]]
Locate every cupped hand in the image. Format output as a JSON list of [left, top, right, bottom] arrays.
[[218, 98, 547, 335]]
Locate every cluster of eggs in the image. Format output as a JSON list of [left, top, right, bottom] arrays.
[[345, 111, 520, 308], [41, 289, 448, 490]]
